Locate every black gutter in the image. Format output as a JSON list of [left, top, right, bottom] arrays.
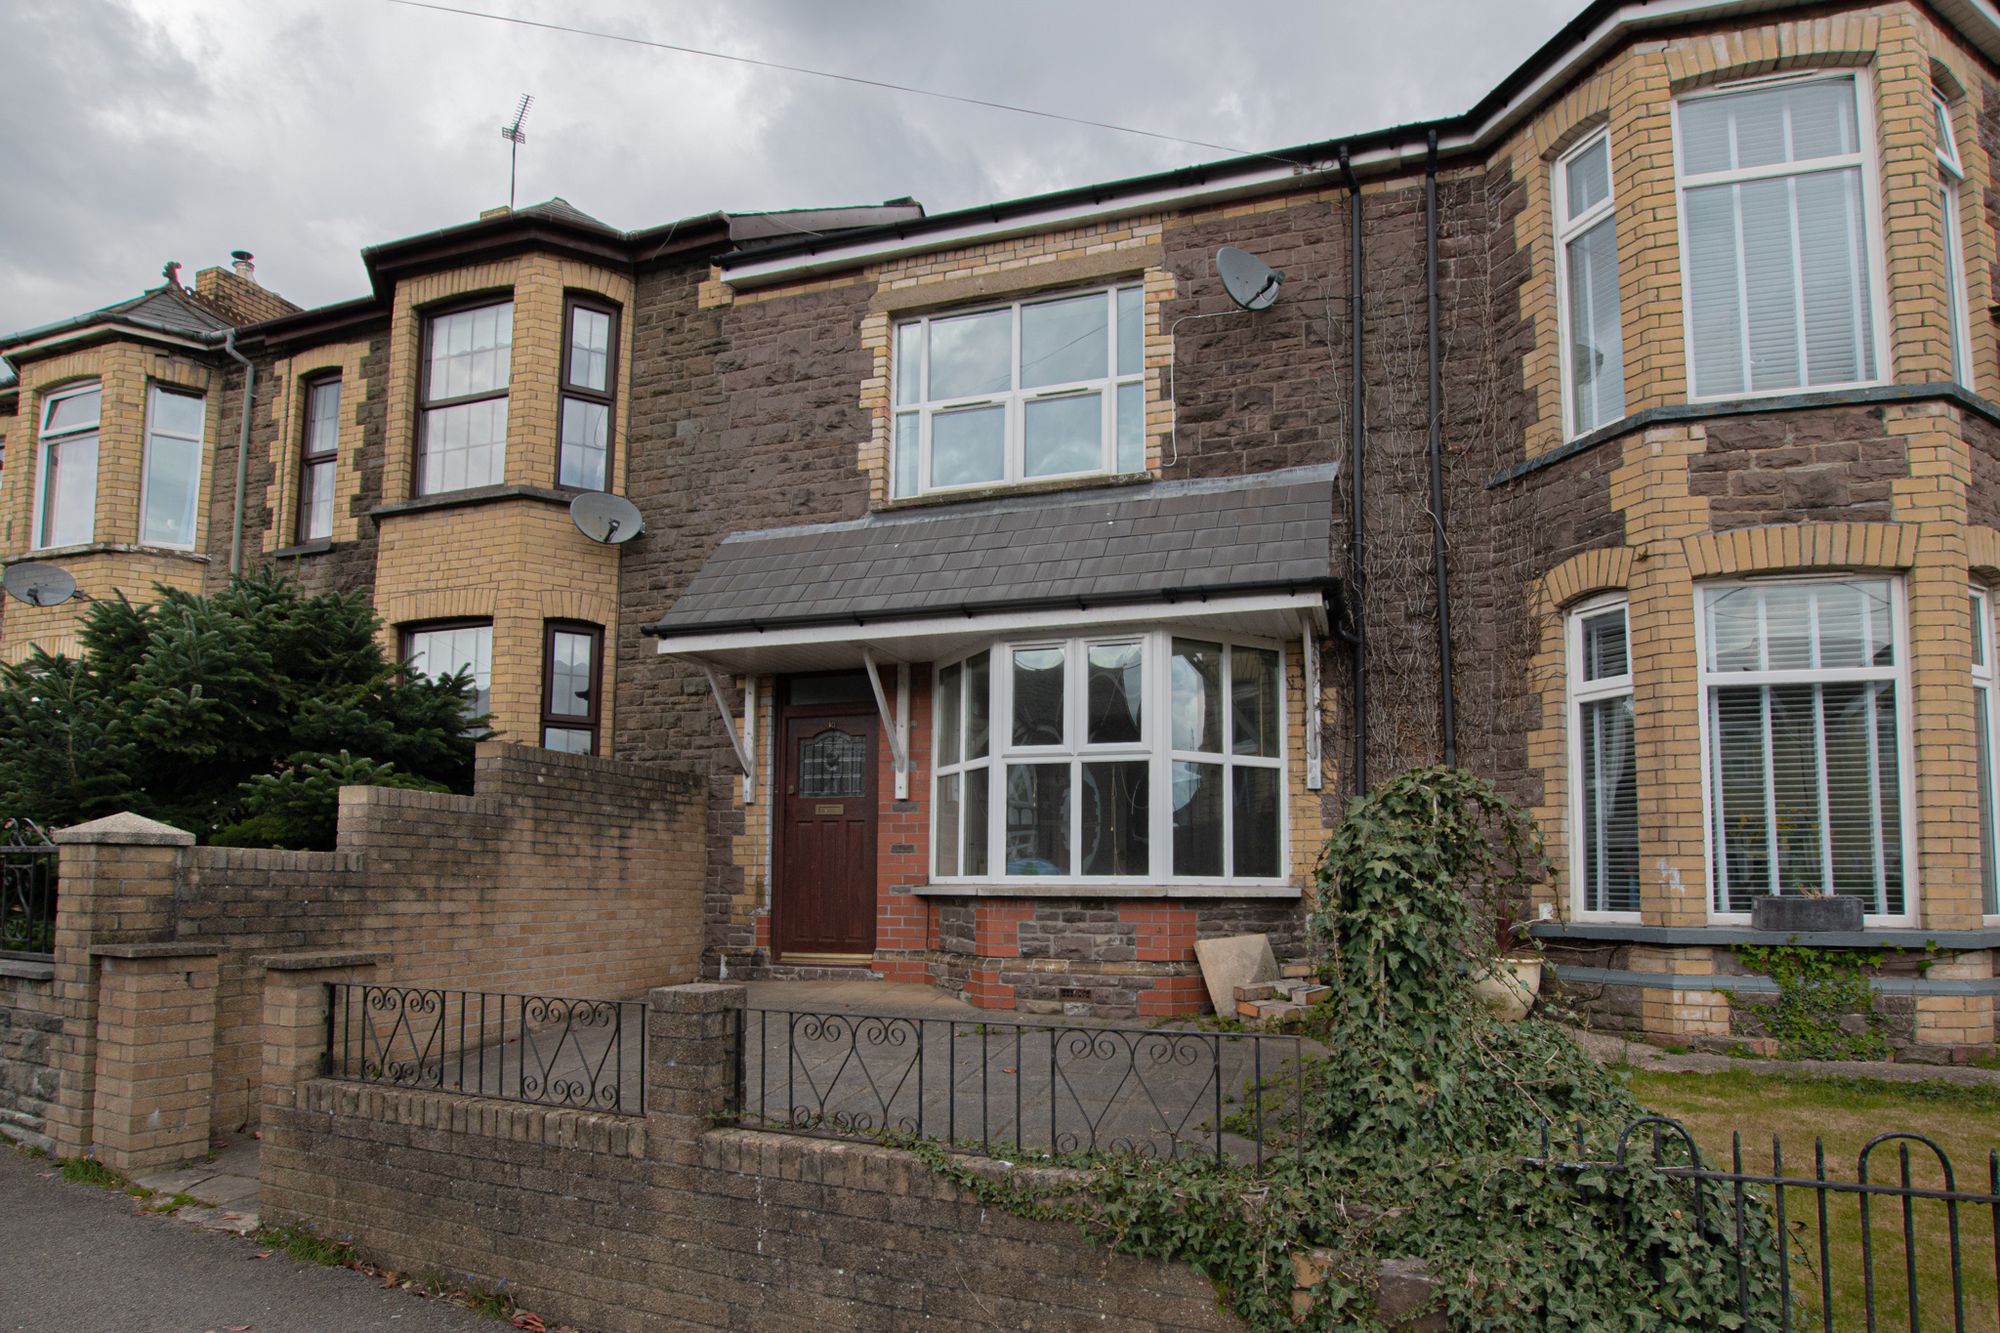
[[1340, 145, 1368, 799], [642, 577, 1343, 641], [1426, 130, 1457, 768]]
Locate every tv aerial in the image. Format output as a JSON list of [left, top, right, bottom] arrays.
[[501, 93, 534, 210], [569, 492, 643, 546], [2, 563, 77, 608], [1216, 246, 1284, 312]]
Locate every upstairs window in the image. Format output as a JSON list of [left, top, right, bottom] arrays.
[[1934, 90, 1973, 384], [140, 385, 206, 548], [298, 376, 340, 543], [558, 298, 618, 491], [932, 629, 1284, 884], [891, 284, 1144, 498], [1676, 73, 1882, 399], [1556, 131, 1625, 436], [418, 300, 512, 495], [404, 620, 493, 721], [35, 383, 99, 549], [1699, 579, 1908, 920], [1567, 597, 1638, 916], [541, 621, 601, 754]]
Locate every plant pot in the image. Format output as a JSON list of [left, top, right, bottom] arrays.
[[1471, 956, 1542, 1022], [1749, 894, 1863, 934]]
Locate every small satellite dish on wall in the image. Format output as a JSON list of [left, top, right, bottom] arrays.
[[1216, 246, 1284, 312], [2, 563, 77, 608], [570, 492, 644, 545]]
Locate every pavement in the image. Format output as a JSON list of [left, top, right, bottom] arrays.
[[0, 1144, 495, 1333]]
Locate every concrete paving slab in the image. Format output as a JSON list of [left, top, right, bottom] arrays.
[[1193, 933, 1277, 1015]]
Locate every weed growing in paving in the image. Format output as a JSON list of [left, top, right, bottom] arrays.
[[918, 768, 1786, 1330], [254, 1222, 354, 1266], [57, 1157, 125, 1190]]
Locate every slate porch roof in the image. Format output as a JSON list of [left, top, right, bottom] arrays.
[[645, 465, 1338, 641]]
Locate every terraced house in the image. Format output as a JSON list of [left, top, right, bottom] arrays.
[[7, 0, 2000, 1052]]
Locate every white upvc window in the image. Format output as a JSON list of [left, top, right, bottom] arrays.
[[1567, 595, 1639, 919], [140, 385, 206, 549], [1972, 589, 2000, 918], [931, 629, 1286, 884], [1697, 578, 1912, 922], [1675, 71, 1887, 400], [1935, 89, 1973, 385], [891, 284, 1145, 498], [1555, 130, 1625, 437], [34, 382, 100, 550]]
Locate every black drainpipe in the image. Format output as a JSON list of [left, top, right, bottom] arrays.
[[1339, 145, 1368, 798], [1425, 130, 1458, 768]]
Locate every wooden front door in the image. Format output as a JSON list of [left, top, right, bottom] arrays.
[[774, 711, 878, 959]]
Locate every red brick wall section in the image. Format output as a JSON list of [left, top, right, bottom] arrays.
[[163, 742, 705, 1134]]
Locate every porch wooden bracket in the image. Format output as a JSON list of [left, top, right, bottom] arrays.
[[861, 650, 911, 799], [1302, 617, 1324, 790], [702, 664, 756, 804]]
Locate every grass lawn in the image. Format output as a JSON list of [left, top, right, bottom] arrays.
[[1628, 1066, 2000, 1329]]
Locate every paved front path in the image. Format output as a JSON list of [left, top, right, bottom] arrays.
[[0, 1148, 493, 1333]]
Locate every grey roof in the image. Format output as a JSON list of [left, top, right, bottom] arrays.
[[513, 197, 616, 232], [648, 466, 1337, 639], [106, 286, 236, 336]]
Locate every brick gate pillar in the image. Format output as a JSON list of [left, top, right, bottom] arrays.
[[87, 944, 220, 1170], [256, 952, 384, 1123], [644, 982, 745, 1157]]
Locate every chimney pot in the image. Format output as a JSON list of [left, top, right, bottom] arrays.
[[230, 250, 256, 282]]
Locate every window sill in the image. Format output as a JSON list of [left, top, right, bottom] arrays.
[[1531, 921, 2000, 949], [6, 543, 210, 566], [917, 880, 1300, 900], [272, 538, 335, 559], [877, 470, 1152, 513], [371, 484, 582, 521]]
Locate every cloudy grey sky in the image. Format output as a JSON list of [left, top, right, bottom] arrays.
[[2, 0, 1578, 335]]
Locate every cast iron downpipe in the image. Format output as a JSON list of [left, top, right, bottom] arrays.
[[221, 328, 256, 578], [1339, 144, 1368, 798], [1425, 130, 1458, 766]]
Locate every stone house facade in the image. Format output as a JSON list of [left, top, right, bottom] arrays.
[[7, 0, 2000, 1047]]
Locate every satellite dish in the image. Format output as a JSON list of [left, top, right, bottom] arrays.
[[2, 563, 76, 608], [569, 492, 644, 545], [1216, 246, 1284, 312]]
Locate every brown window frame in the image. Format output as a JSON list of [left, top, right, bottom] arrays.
[[416, 293, 514, 497], [556, 294, 620, 491], [297, 373, 342, 544], [400, 617, 494, 723], [540, 620, 604, 754]]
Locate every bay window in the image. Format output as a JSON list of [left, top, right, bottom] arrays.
[[932, 630, 1285, 884], [1699, 578, 1908, 919], [418, 300, 512, 495], [404, 620, 493, 721], [140, 385, 205, 548], [1568, 597, 1639, 917], [1556, 131, 1624, 436], [35, 382, 99, 549], [558, 298, 617, 490], [892, 284, 1145, 498], [1676, 72, 1883, 399]]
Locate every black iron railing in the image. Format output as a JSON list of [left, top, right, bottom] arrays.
[[0, 822, 57, 958], [324, 983, 645, 1116], [734, 1008, 1308, 1170], [1538, 1116, 2000, 1330]]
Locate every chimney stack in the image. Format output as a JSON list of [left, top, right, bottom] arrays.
[[230, 250, 256, 283]]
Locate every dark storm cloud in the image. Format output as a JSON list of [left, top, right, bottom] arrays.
[[0, 0, 1578, 334]]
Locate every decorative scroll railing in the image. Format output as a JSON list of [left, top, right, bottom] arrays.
[[324, 983, 645, 1116], [1535, 1116, 2000, 1330], [733, 1008, 1309, 1170], [0, 819, 57, 958]]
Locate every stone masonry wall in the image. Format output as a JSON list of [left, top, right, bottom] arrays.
[[148, 744, 703, 1136], [0, 971, 60, 1150]]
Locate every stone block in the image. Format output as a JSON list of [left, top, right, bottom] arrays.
[[1194, 934, 1277, 1016]]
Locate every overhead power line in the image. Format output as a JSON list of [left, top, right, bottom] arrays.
[[383, 0, 1304, 169]]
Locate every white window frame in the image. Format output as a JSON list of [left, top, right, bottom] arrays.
[[1935, 89, 1974, 385], [1973, 587, 2000, 921], [1693, 575, 1916, 925], [33, 381, 101, 551], [891, 283, 1144, 498], [1566, 593, 1640, 922], [1554, 129, 1624, 439], [929, 628, 1288, 887], [1671, 69, 1892, 403], [139, 383, 206, 550]]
